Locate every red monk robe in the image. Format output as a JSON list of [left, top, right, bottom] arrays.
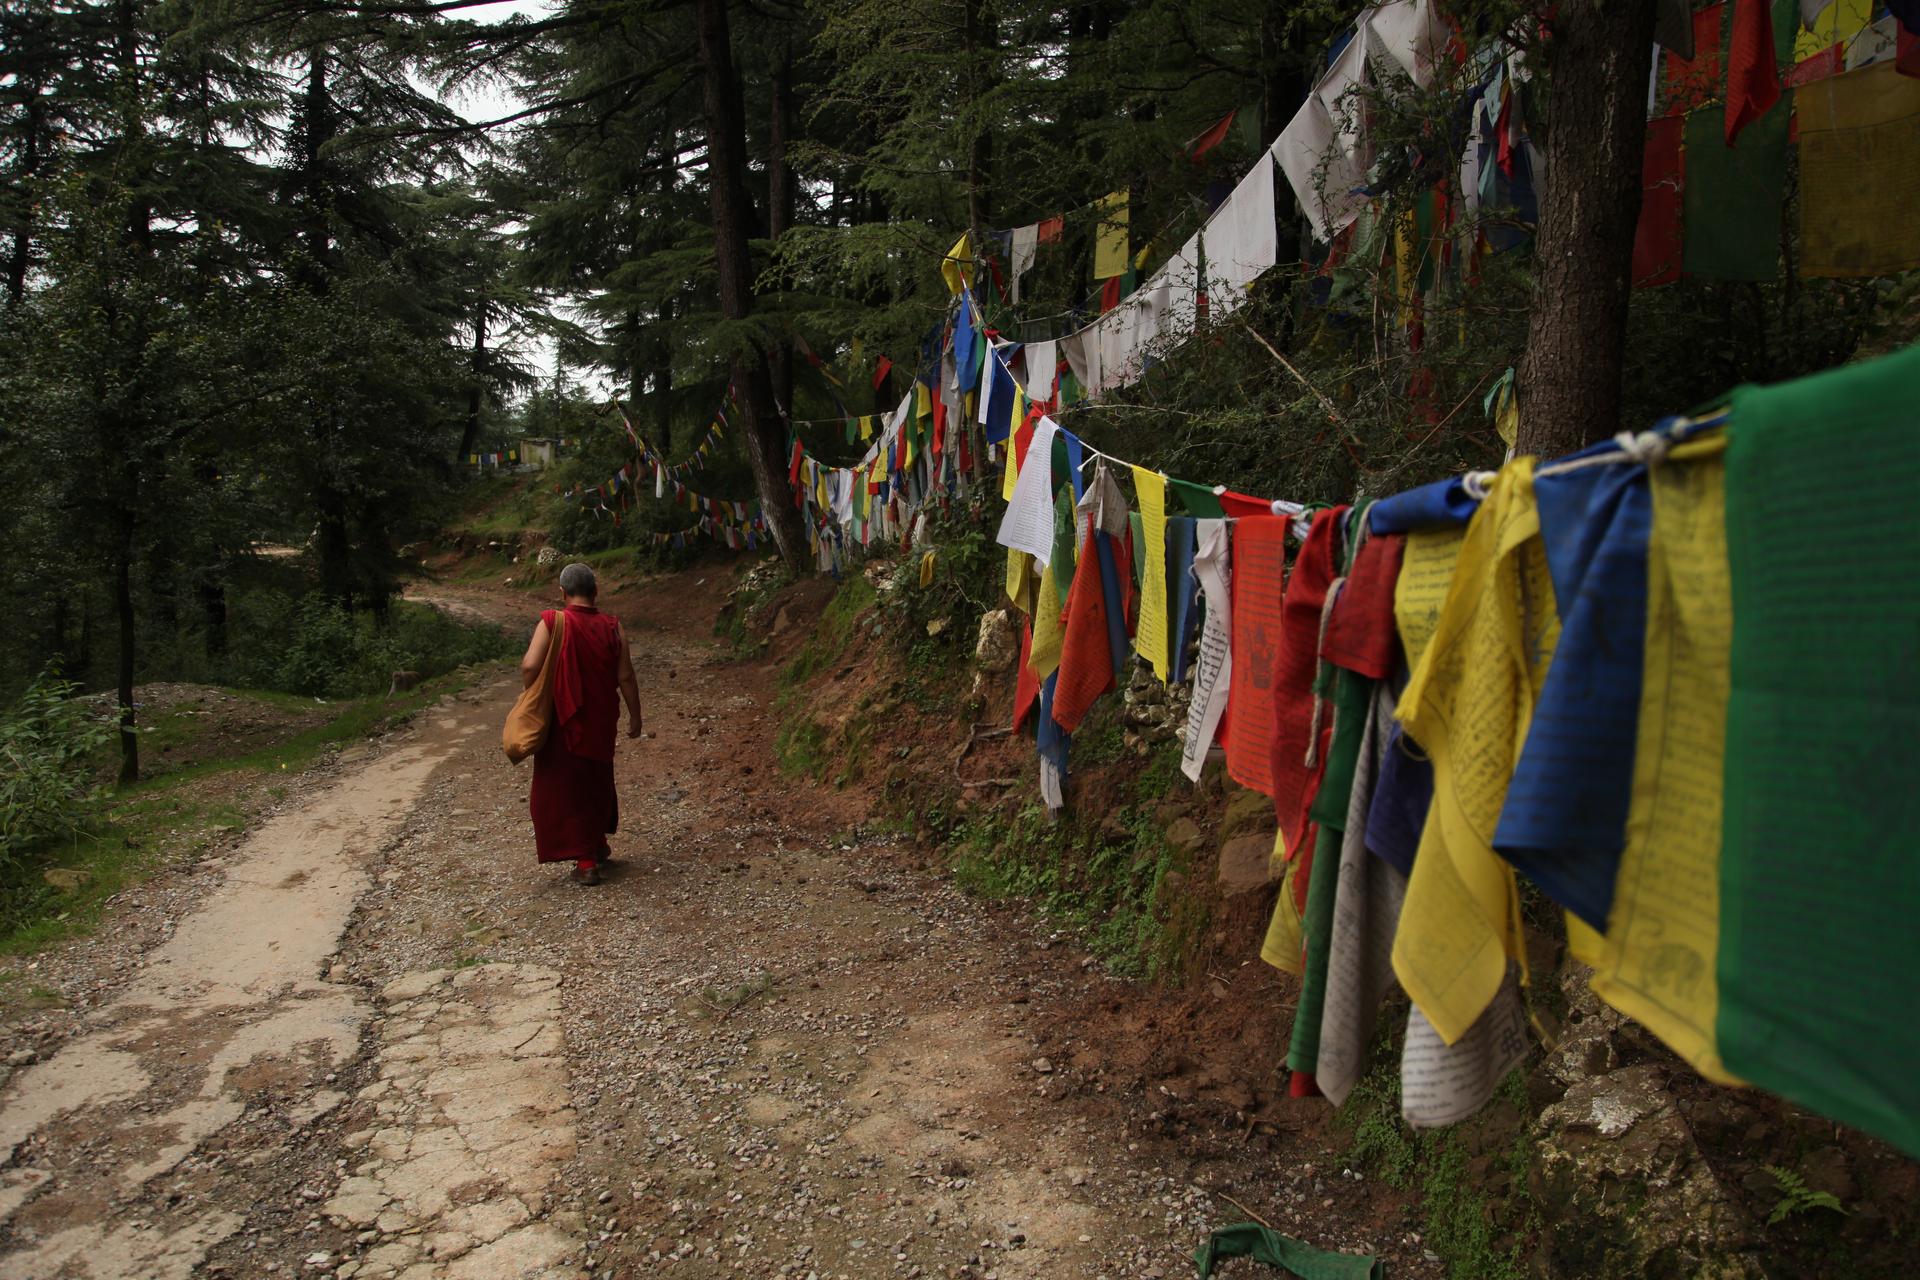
[[530, 605, 625, 867]]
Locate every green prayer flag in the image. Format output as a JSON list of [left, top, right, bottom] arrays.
[[1167, 477, 1225, 519], [1681, 100, 1788, 282], [1413, 188, 1436, 293], [1287, 502, 1372, 1078], [1129, 511, 1146, 588], [1051, 487, 1076, 608], [1720, 341, 1920, 1158], [1194, 1224, 1382, 1279]]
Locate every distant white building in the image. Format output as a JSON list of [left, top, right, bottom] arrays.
[[520, 438, 558, 470]]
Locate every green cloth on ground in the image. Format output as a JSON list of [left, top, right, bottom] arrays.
[[1168, 477, 1225, 519], [1195, 1224, 1383, 1279], [1286, 503, 1372, 1078], [1720, 341, 1920, 1159]]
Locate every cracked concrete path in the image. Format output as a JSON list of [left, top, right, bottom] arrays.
[[325, 965, 582, 1280], [0, 680, 584, 1280]]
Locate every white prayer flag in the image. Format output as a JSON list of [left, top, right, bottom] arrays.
[[995, 415, 1059, 565]]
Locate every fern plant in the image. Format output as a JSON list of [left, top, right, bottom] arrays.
[[1764, 1164, 1847, 1225]]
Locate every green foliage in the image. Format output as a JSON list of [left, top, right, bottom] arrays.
[[0, 672, 112, 875], [774, 714, 830, 780], [1418, 1134, 1527, 1280], [876, 499, 1003, 659], [1341, 1057, 1533, 1280], [781, 575, 878, 690], [1765, 1164, 1847, 1225], [714, 562, 797, 656], [1341, 1062, 1419, 1190], [227, 597, 515, 701], [945, 787, 1198, 981]]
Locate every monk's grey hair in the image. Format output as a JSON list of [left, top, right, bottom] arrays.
[[558, 562, 597, 600]]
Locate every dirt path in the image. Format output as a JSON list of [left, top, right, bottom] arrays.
[[0, 567, 1413, 1280]]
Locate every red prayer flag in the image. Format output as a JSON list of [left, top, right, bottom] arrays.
[[1053, 515, 1119, 733], [872, 356, 893, 390], [1186, 109, 1237, 163], [1224, 516, 1292, 797], [1099, 274, 1122, 314], [1013, 622, 1040, 734], [1321, 533, 1406, 679], [1008, 411, 1037, 481], [1788, 42, 1846, 86], [1036, 215, 1064, 244], [1494, 86, 1516, 176], [1218, 489, 1274, 519], [1664, 3, 1726, 116], [1632, 115, 1686, 287], [1265, 508, 1344, 864], [788, 441, 804, 486], [1725, 0, 1780, 145]]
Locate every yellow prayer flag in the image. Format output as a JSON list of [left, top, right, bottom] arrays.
[[919, 550, 936, 588], [1001, 429, 1020, 503], [1588, 438, 1742, 1084], [1131, 466, 1169, 681], [1092, 191, 1130, 280], [859, 415, 874, 441], [1393, 208, 1418, 328], [1259, 831, 1305, 975], [1029, 561, 1066, 680], [916, 382, 932, 422], [1392, 461, 1559, 1045], [1005, 550, 1035, 614], [1795, 0, 1872, 61], [941, 231, 973, 295], [1394, 525, 1469, 670], [1797, 62, 1920, 278]]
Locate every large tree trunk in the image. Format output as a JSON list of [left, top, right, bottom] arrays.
[[200, 578, 228, 658], [459, 300, 486, 462], [693, 0, 806, 569], [767, 40, 796, 417], [5, 90, 43, 306], [963, 0, 998, 232], [1513, 5, 1659, 459], [315, 479, 354, 610], [114, 509, 139, 785], [654, 306, 673, 456]]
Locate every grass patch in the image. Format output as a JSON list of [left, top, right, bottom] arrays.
[[1340, 1058, 1532, 1280], [780, 575, 877, 689], [714, 563, 796, 657], [944, 778, 1201, 981], [140, 666, 491, 785], [1, 790, 244, 955], [774, 714, 830, 779], [1, 664, 498, 956]]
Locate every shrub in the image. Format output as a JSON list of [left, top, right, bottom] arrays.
[[0, 671, 112, 871]]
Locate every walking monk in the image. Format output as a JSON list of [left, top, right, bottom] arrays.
[[519, 563, 643, 885]]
